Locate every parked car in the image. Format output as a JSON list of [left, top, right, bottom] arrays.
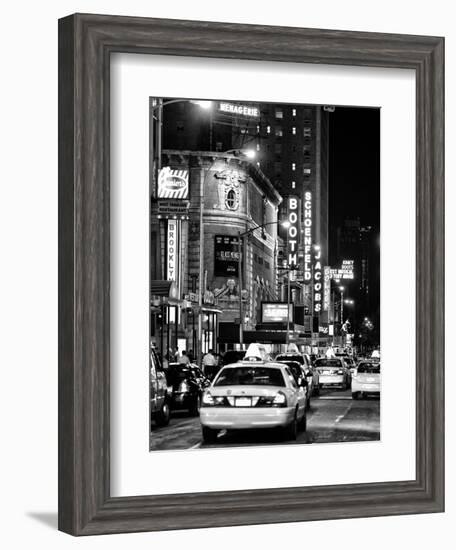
[[165, 363, 211, 416], [150, 349, 170, 427], [351, 361, 381, 399], [200, 344, 307, 443], [314, 357, 350, 390], [275, 352, 320, 396]]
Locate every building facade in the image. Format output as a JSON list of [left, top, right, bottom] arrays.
[[151, 149, 282, 359]]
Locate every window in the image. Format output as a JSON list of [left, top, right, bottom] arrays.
[[214, 367, 285, 387], [176, 120, 184, 131], [292, 127, 296, 135], [225, 189, 237, 210], [275, 126, 283, 137], [291, 181, 296, 189], [291, 163, 296, 171], [267, 125, 271, 134], [303, 168, 311, 174], [304, 127, 312, 138], [292, 108, 297, 117], [256, 143, 261, 151], [275, 143, 282, 154], [275, 108, 283, 119]]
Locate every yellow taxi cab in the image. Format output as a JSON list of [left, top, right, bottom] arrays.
[[199, 344, 307, 443]]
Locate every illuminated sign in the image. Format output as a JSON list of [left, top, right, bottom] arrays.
[[303, 191, 312, 281], [167, 219, 178, 281], [262, 302, 292, 324], [287, 196, 300, 268], [219, 102, 260, 118], [323, 266, 331, 311], [158, 167, 189, 199], [214, 235, 240, 277], [313, 246, 322, 314], [330, 259, 354, 280]]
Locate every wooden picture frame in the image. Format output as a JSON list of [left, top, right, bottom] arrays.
[[58, 13, 444, 535]]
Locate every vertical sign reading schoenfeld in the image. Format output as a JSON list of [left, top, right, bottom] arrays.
[[303, 191, 312, 282], [287, 196, 300, 267]]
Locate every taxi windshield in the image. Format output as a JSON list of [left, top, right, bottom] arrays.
[[357, 363, 381, 373], [315, 359, 341, 367], [214, 366, 285, 387]]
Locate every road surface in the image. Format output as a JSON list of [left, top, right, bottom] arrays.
[[150, 387, 380, 451]]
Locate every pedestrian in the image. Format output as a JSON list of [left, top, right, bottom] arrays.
[[187, 349, 195, 363], [178, 350, 191, 365], [202, 349, 218, 379]]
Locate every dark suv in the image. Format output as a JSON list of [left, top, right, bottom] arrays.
[[166, 363, 210, 416], [150, 349, 170, 427]]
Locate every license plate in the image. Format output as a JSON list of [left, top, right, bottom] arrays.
[[235, 397, 251, 407]]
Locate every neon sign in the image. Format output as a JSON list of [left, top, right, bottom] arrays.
[[313, 246, 322, 314], [287, 196, 300, 267], [303, 191, 312, 281]]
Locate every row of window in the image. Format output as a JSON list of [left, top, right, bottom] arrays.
[[265, 126, 312, 137]]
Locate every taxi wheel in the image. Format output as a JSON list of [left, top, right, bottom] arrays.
[[298, 410, 307, 432], [155, 401, 170, 427], [352, 392, 359, 400], [202, 426, 218, 443], [284, 414, 298, 440]]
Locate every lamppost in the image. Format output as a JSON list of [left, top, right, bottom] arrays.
[[237, 219, 291, 346]]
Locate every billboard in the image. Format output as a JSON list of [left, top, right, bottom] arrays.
[[261, 302, 292, 323], [330, 259, 354, 280], [158, 167, 189, 199], [214, 235, 240, 277], [323, 266, 331, 311]]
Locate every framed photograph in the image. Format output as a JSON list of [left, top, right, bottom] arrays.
[[58, 13, 444, 535]]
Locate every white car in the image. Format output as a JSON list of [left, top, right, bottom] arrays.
[[200, 344, 307, 443], [314, 357, 350, 390], [351, 361, 381, 399]]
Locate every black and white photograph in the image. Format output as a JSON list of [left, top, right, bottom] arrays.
[[149, 98, 381, 451]]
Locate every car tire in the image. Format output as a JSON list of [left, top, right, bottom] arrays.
[[298, 409, 307, 432], [313, 385, 320, 396], [154, 401, 170, 427], [202, 426, 218, 443], [284, 413, 298, 440], [189, 395, 201, 417], [352, 392, 359, 400]]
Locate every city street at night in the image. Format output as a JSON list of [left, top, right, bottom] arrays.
[[150, 387, 380, 451]]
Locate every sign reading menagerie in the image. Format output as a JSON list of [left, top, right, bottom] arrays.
[[218, 102, 260, 118]]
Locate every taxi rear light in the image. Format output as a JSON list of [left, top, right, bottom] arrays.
[[201, 393, 229, 407], [256, 392, 287, 408]]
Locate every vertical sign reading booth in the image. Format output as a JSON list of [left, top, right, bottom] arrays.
[[167, 219, 178, 282], [303, 191, 312, 281], [287, 196, 300, 267]]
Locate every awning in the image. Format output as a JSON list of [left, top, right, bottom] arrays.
[[150, 280, 178, 297], [150, 280, 184, 306]]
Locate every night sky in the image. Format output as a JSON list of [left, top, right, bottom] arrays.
[[328, 106, 380, 231]]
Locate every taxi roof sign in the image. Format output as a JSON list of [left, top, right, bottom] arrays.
[[244, 343, 268, 361]]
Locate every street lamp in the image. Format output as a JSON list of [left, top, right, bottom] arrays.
[[237, 219, 290, 347]]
